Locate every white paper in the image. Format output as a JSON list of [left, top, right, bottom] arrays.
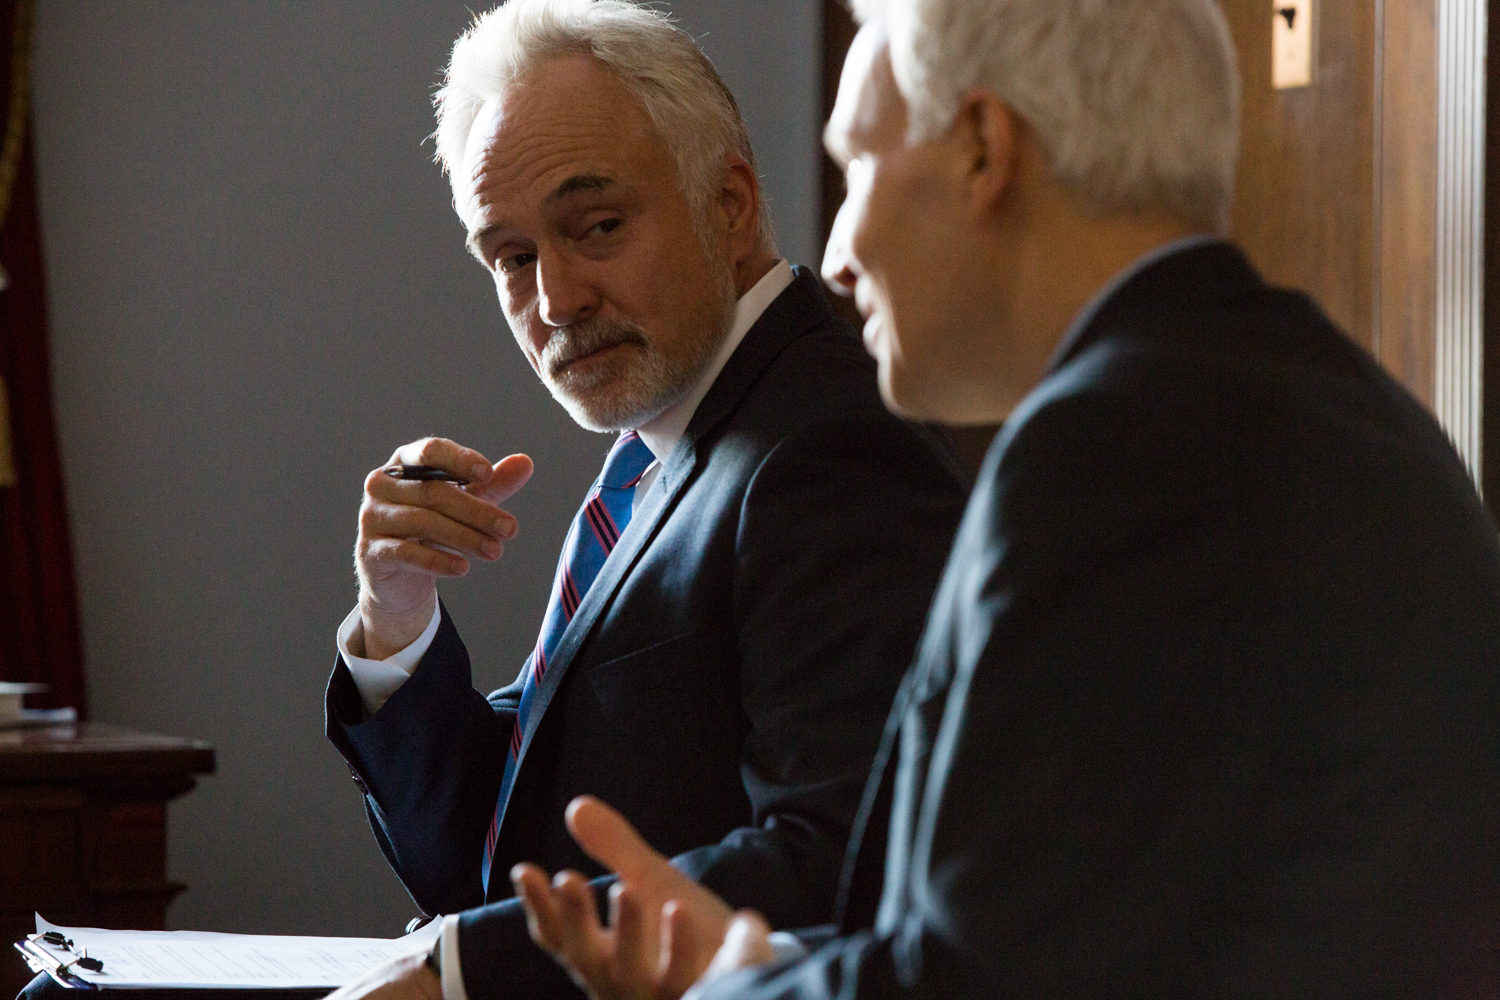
[[33, 915, 442, 989]]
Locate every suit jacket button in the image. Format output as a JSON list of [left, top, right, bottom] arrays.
[[348, 764, 368, 794]]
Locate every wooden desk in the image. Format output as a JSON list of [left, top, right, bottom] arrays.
[[0, 723, 214, 997]]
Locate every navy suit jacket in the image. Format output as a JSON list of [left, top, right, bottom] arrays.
[[326, 269, 968, 997], [709, 243, 1500, 999]]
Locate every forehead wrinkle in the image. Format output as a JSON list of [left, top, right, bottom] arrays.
[[465, 129, 626, 231], [463, 100, 655, 229]]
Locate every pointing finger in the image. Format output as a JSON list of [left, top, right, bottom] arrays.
[[565, 797, 675, 885]]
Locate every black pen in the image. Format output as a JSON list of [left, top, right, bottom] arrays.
[[383, 464, 471, 484]]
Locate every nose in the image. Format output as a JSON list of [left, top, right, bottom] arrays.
[[821, 195, 860, 298], [535, 251, 599, 328]]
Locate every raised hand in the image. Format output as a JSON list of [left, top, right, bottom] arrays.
[[356, 436, 533, 659], [510, 796, 736, 1000]]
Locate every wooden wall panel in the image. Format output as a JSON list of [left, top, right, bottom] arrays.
[[1222, 0, 1378, 349], [1378, 0, 1439, 405]]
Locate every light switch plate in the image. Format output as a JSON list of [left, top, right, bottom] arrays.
[[1272, 0, 1313, 89]]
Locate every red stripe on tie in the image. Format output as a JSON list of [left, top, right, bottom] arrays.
[[561, 570, 580, 619], [585, 496, 618, 548], [510, 723, 523, 757], [584, 495, 621, 552], [534, 644, 547, 684], [486, 812, 499, 855]]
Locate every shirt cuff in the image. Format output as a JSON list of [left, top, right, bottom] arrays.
[[680, 932, 805, 1000], [438, 914, 467, 1000], [766, 931, 808, 963], [336, 602, 442, 715]]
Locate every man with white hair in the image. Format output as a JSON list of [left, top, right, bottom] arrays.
[[505, 0, 1500, 996], [318, 0, 969, 997], [16, 5, 965, 1000]]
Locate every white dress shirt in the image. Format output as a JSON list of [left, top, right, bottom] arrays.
[[334, 260, 796, 1000]]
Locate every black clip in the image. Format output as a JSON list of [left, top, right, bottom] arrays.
[[31, 934, 105, 976], [59, 947, 104, 975]]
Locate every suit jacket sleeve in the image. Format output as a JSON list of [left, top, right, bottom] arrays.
[[670, 410, 963, 915], [326, 603, 524, 916], [451, 410, 966, 997], [697, 384, 1256, 1000]]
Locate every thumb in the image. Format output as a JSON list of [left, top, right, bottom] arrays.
[[469, 453, 533, 504], [565, 796, 674, 884]]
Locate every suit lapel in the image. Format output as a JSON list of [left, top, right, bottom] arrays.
[[681, 266, 834, 442], [504, 267, 837, 801], [506, 440, 694, 785], [836, 670, 915, 932]]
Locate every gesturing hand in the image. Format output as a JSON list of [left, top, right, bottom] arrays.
[[510, 797, 738, 1000], [356, 436, 533, 659]]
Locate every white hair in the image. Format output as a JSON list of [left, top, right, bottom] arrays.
[[435, 0, 775, 249], [851, 0, 1240, 232]]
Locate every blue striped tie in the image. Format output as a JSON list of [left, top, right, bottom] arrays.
[[480, 430, 656, 893]]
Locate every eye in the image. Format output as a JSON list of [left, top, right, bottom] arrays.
[[589, 217, 623, 237], [498, 252, 537, 274]]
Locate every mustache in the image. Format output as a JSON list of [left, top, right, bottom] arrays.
[[541, 316, 649, 378]]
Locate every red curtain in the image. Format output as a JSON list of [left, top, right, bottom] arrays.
[[0, 0, 86, 714]]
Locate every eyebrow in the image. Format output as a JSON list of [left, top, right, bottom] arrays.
[[546, 173, 617, 204], [465, 224, 501, 263], [464, 174, 623, 261]]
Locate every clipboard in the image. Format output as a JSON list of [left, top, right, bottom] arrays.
[[15, 933, 99, 990], [14, 915, 440, 992]]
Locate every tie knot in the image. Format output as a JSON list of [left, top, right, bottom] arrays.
[[599, 431, 655, 489]]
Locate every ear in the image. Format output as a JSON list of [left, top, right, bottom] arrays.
[[955, 90, 1021, 215], [715, 153, 763, 263]]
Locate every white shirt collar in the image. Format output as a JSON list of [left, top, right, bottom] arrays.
[[635, 258, 796, 460]]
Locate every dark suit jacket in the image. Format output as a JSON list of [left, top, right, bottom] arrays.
[[710, 243, 1500, 999], [325, 268, 968, 998]]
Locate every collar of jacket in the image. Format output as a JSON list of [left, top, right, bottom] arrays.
[[654, 265, 837, 495], [1044, 238, 1258, 376]]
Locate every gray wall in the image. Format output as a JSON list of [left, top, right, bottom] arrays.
[[33, 0, 819, 936]]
